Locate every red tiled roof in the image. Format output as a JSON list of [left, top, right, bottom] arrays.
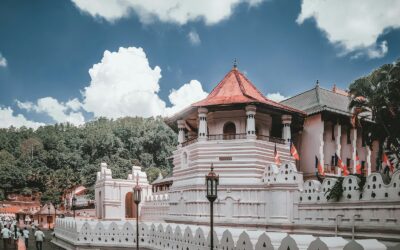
[[0, 206, 22, 214], [192, 68, 305, 114]]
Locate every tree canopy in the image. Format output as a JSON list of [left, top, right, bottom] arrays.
[[0, 117, 177, 203], [349, 59, 400, 170]]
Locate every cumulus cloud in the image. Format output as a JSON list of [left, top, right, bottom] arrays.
[[166, 80, 208, 116], [188, 30, 201, 46], [0, 107, 44, 129], [71, 0, 264, 25], [7, 46, 207, 128], [82, 46, 207, 119], [266, 92, 288, 102], [297, 0, 400, 58], [0, 53, 7, 67], [82, 47, 165, 118], [17, 97, 85, 125]]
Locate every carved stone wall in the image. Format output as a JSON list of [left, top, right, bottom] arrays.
[[53, 218, 397, 250]]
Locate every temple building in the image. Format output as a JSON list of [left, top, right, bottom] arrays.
[[282, 83, 379, 178], [60, 65, 400, 249]]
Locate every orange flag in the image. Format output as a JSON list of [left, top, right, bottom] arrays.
[[290, 142, 300, 161], [336, 153, 349, 176], [315, 156, 325, 176], [382, 152, 394, 173], [274, 144, 281, 165], [355, 152, 362, 175]]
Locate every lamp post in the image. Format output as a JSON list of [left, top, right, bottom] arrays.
[[54, 204, 58, 229], [205, 163, 219, 250], [72, 195, 77, 219], [133, 174, 142, 250], [47, 203, 51, 230]]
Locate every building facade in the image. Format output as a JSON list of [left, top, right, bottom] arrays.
[[89, 66, 399, 246]]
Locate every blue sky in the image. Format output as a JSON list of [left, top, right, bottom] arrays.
[[0, 0, 399, 127]]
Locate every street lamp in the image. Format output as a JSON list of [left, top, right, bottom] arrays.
[[205, 163, 219, 250], [72, 195, 77, 219], [133, 173, 142, 250], [54, 204, 58, 229], [47, 203, 51, 230]]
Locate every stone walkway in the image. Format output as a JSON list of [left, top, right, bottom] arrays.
[[2, 230, 63, 250]]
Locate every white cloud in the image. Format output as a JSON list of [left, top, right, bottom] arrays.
[[9, 46, 207, 126], [82, 46, 207, 118], [71, 0, 264, 25], [0, 107, 44, 129], [66, 98, 82, 111], [0, 53, 7, 67], [266, 92, 288, 102], [17, 97, 85, 125], [166, 80, 208, 116], [82, 47, 166, 118], [188, 30, 201, 46], [297, 0, 400, 58]]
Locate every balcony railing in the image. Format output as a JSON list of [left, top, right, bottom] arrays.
[[256, 135, 286, 144], [181, 133, 285, 147], [182, 137, 198, 147], [208, 133, 247, 141]]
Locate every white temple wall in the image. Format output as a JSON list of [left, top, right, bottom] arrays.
[[323, 121, 336, 169], [300, 114, 378, 178], [340, 126, 353, 169], [207, 109, 246, 135], [95, 164, 151, 220], [299, 114, 324, 177], [53, 219, 398, 250]]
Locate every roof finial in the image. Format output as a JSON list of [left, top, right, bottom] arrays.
[[233, 58, 237, 70], [316, 80, 319, 87]]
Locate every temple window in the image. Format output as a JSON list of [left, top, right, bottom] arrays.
[[223, 122, 236, 139]]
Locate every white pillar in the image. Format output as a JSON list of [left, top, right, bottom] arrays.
[[335, 123, 342, 175], [281, 114, 292, 143], [246, 105, 256, 139], [177, 120, 186, 146], [366, 146, 372, 176], [351, 128, 357, 174], [198, 107, 208, 141], [319, 122, 325, 171]]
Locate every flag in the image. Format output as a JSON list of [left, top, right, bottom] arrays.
[[274, 144, 281, 165], [290, 142, 300, 161], [355, 151, 362, 175], [315, 156, 325, 176], [382, 152, 394, 173], [335, 153, 349, 176]]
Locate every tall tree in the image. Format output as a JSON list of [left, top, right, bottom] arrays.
[[349, 59, 400, 171]]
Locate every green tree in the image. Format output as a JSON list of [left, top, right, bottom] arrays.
[[349, 59, 400, 171]]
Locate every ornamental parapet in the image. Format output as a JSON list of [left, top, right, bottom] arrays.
[[53, 218, 395, 249]]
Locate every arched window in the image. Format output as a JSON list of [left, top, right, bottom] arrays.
[[223, 122, 236, 140]]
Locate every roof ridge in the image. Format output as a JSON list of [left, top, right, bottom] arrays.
[[281, 86, 317, 102], [234, 70, 258, 101], [237, 70, 268, 100], [207, 69, 235, 98], [315, 85, 320, 105]]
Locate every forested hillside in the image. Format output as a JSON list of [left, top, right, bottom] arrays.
[[0, 117, 177, 203]]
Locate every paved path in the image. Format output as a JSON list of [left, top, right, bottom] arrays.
[[2, 230, 63, 250]]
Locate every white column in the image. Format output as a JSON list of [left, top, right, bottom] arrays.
[[177, 120, 186, 146], [198, 107, 208, 141], [335, 123, 342, 175], [351, 128, 357, 174], [246, 105, 256, 139], [319, 122, 325, 170], [366, 146, 372, 176], [281, 114, 292, 143]]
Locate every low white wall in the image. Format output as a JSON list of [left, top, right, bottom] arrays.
[[53, 218, 397, 250]]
